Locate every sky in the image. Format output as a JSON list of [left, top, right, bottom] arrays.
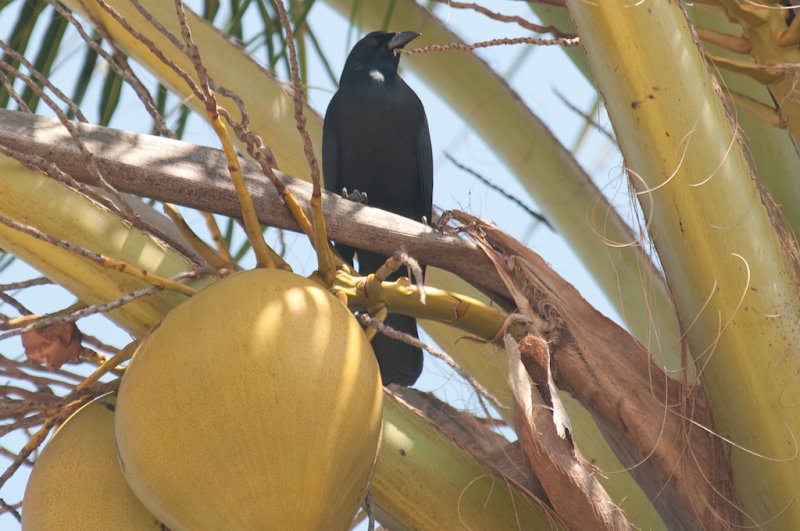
[[0, 1, 626, 528]]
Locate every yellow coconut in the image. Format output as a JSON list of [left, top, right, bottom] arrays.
[[22, 394, 161, 530], [114, 268, 383, 530]]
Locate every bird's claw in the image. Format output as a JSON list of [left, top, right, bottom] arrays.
[[422, 215, 444, 233], [433, 211, 450, 233], [341, 187, 369, 205]]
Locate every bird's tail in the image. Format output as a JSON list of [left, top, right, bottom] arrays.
[[354, 250, 425, 386], [372, 313, 424, 386]]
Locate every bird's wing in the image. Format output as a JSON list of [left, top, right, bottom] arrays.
[[417, 112, 434, 221], [322, 96, 340, 195]]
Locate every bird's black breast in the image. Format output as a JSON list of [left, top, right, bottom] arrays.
[[324, 78, 428, 221]]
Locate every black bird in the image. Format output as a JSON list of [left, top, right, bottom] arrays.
[[323, 31, 433, 386]]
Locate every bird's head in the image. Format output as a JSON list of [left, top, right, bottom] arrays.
[[340, 31, 420, 84]]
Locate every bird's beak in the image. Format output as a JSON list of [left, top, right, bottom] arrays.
[[387, 31, 421, 51]]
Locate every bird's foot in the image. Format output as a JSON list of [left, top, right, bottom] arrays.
[[421, 215, 443, 233], [341, 187, 369, 205], [425, 214, 446, 234]]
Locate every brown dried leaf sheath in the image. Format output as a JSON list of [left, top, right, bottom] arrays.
[[454, 211, 738, 530]]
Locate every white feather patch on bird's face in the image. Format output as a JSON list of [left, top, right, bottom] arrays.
[[369, 69, 385, 83]]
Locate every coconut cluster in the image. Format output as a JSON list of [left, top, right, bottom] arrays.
[[23, 269, 383, 530]]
